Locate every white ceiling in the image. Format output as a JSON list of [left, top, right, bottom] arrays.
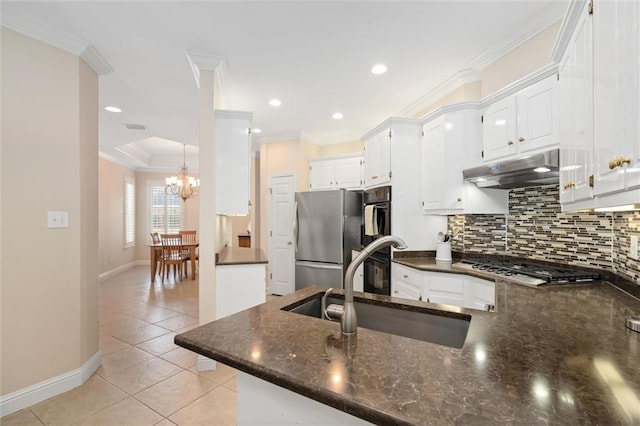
[[2, 1, 569, 172]]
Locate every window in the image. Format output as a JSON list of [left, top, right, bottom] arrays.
[[150, 184, 182, 234], [124, 177, 135, 248]]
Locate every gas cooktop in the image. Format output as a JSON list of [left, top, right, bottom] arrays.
[[455, 257, 601, 287]]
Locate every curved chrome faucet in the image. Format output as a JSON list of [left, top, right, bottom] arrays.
[[339, 235, 407, 335]]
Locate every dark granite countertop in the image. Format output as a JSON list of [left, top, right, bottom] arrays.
[[216, 247, 268, 265], [176, 274, 640, 424]]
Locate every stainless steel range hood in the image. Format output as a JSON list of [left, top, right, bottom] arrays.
[[463, 149, 559, 189]]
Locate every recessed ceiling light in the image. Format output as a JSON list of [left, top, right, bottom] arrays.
[[371, 64, 387, 75], [332, 112, 344, 120], [104, 105, 122, 113], [122, 123, 146, 130], [252, 128, 262, 133], [269, 99, 281, 107]]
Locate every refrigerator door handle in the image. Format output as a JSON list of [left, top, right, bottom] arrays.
[[295, 261, 343, 270], [293, 200, 299, 252]]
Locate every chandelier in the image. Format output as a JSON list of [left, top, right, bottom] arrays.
[[165, 144, 199, 202]]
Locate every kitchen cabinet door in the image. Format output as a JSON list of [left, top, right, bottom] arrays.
[[482, 97, 518, 162], [559, 1, 594, 205], [363, 137, 379, 188], [423, 271, 465, 307], [593, 0, 640, 196], [391, 263, 423, 301], [377, 131, 392, 186], [421, 117, 448, 211], [465, 276, 495, 311], [482, 76, 559, 163], [334, 156, 363, 190], [309, 159, 335, 191], [216, 110, 252, 215], [516, 75, 560, 155]]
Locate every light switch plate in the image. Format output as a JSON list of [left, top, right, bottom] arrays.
[[630, 235, 639, 260], [47, 211, 69, 228]]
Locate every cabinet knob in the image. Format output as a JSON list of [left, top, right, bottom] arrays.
[[563, 181, 576, 190], [287, 241, 292, 245], [403, 274, 409, 279], [518, 137, 525, 142], [457, 197, 462, 202], [393, 290, 398, 294], [507, 140, 514, 146]]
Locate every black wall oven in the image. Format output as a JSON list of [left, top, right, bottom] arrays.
[[362, 186, 392, 295]]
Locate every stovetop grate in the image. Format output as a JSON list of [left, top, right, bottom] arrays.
[[460, 258, 601, 283]]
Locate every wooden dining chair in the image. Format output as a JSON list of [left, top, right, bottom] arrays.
[[178, 230, 198, 277], [159, 233, 188, 282], [150, 232, 162, 278]]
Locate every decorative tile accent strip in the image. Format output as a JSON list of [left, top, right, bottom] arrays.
[[447, 184, 640, 288]]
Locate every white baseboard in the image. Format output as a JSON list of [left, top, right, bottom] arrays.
[[99, 262, 137, 281], [196, 355, 216, 371], [135, 260, 150, 267], [0, 351, 102, 417]]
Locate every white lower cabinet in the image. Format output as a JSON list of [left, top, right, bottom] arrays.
[[352, 250, 364, 293], [216, 263, 267, 319], [391, 263, 423, 301], [391, 263, 495, 311]]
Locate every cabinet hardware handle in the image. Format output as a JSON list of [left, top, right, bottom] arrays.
[[403, 274, 409, 279], [372, 175, 378, 179], [507, 140, 514, 146], [394, 291, 398, 294], [609, 156, 632, 170], [563, 181, 576, 190], [519, 137, 525, 142]]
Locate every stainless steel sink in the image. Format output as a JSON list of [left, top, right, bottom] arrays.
[[283, 294, 471, 348]]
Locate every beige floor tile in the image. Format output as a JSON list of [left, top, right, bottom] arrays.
[[222, 376, 237, 391], [154, 313, 199, 331], [99, 317, 151, 336], [160, 347, 198, 369], [99, 333, 132, 355], [188, 363, 236, 385], [154, 420, 177, 426], [123, 305, 182, 323], [99, 310, 136, 326], [134, 370, 217, 417], [100, 356, 182, 395], [76, 397, 163, 426], [136, 332, 179, 356], [111, 324, 172, 345], [169, 386, 237, 426], [98, 346, 155, 377], [0, 409, 44, 425], [31, 375, 127, 425]]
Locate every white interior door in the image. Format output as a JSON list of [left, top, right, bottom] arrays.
[[268, 173, 296, 295]]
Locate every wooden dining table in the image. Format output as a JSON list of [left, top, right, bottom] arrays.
[[149, 241, 199, 283]]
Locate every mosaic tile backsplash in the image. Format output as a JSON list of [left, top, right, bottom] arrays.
[[448, 184, 640, 286]]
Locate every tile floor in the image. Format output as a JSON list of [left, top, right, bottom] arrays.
[[2, 267, 238, 426]]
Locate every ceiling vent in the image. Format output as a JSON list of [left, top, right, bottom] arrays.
[[122, 123, 146, 130]]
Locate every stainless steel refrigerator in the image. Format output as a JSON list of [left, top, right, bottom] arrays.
[[294, 189, 362, 290]]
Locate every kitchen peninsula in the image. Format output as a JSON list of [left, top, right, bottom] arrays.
[[176, 275, 640, 424]]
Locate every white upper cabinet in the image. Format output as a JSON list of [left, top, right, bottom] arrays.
[[363, 130, 391, 188], [216, 110, 252, 215], [593, 0, 640, 196], [421, 106, 507, 215], [309, 155, 363, 191], [482, 75, 559, 162], [558, 0, 594, 205], [555, 0, 640, 210]]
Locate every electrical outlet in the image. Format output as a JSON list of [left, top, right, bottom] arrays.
[[630, 235, 639, 260]]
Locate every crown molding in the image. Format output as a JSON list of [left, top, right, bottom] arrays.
[[186, 51, 227, 100], [420, 101, 482, 123], [480, 62, 558, 108], [551, 0, 588, 62], [2, 9, 112, 75], [398, 68, 481, 117], [215, 109, 252, 120], [80, 44, 113, 75], [361, 116, 422, 141]]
